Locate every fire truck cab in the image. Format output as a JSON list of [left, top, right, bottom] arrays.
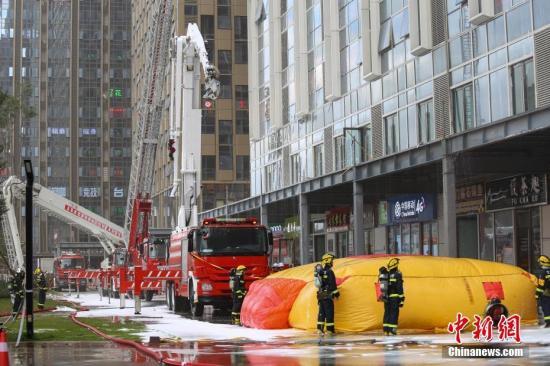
[[54, 252, 87, 291], [167, 217, 272, 316]]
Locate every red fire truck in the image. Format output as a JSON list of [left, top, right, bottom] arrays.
[[54, 252, 88, 291], [165, 217, 272, 316]]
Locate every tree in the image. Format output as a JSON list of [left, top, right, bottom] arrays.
[[0, 85, 36, 274]]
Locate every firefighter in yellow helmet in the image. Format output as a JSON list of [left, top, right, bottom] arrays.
[[536, 255, 550, 328], [314, 253, 339, 335], [382, 258, 404, 335], [34, 267, 48, 310], [230, 265, 247, 325]]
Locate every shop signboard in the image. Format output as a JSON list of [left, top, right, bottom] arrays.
[[387, 194, 436, 224], [326, 207, 351, 233], [456, 183, 484, 215], [486, 174, 547, 211]]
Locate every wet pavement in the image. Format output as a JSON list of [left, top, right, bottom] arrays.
[[8, 341, 157, 366], [151, 337, 549, 365]]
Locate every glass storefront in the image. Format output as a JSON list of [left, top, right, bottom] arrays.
[[478, 207, 541, 272], [387, 221, 438, 255]]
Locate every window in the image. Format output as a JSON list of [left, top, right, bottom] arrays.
[[447, 1, 470, 38], [202, 110, 215, 134], [511, 59, 535, 115], [236, 111, 249, 134], [334, 135, 345, 170], [378, 1, 409, 73], [218, 50, 232, 74], [235, 16, 248, 64], [219, 120, 233, 170], [202, 155, 216, 181], [236, 155, 250, 180], [506, 2, 531, 42], [490, 68, 509, 121], [217, 0, 231, 29], [418, 99, 434, 144], [449, 33, 472, 68], [235, 85, 248, 109], [290, 153, 300, 184], [313, 144, 324, 177], [184, 4, 197, 16], [219, 75, 232, 99], [384, 113, 399, 154], [487, 16, 505, 51], [475, 75, 491, 125], [452, 83, 473, 133], [200, 15, 215, 38], [362, 125, 373, 162], [534, 0, 550, 30]]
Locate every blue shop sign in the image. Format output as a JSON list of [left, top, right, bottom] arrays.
[[387, 194, 436, 224]]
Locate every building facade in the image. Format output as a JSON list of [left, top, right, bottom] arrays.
[[132, 0, 250, 229], [201, 0, 550, 273], [0, 0, 132, 255]]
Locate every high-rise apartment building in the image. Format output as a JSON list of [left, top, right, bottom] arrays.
[[0, 0, 132, 255], [132, 0, 250, 229], [202, 0, 550, 273]]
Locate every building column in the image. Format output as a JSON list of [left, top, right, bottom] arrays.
[[260, 203, 268, 227], [353, 180, 365, 255], [299, 193, 309, 265], [442, 154, 457, 257]]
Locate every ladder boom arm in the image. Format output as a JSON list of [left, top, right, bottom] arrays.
[[2, 176, 126, 256]]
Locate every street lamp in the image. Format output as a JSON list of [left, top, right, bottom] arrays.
[[24, 159, 34, 338]]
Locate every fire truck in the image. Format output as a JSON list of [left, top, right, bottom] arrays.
[[53, 252, 87, 291], [165, 218, 272, 316]]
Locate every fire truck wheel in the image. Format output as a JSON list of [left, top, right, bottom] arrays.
[[145, 290, 154, 301], [189, 282, 204, 317]]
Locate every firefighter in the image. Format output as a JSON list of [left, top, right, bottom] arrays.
[[536, 255, 550, 328], [8, 268, 25, 316], [34, 267, 48, 310], [230, 265, 247, 326], [315, 253, 339, 335], [383, 258, 404, 335]]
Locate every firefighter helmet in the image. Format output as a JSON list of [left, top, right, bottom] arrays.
[[387, 258, 400, 270], [321, 252, 335, 267], [539, 255, 550, 267], [236, 265, 247, 271], [34, 268, 42, 275]]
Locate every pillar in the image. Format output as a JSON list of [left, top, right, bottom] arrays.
[[442, 154, 457, 257], [353, 181, 365, 255], [260, 204, 268, 227], [299, 193, 309, 265]]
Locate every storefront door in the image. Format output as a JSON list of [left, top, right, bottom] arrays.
[[314, 235, 326, 262], [336, 232, 348, 258], [457, 216, 479, 258], [515, 208, 541, 273]]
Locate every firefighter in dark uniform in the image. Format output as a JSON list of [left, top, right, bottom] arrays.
[[315, 253, 339, 335], [536, 255, 550, 328], [230, 265, 247, 326], [34, 267, 48, 310], [8, 268, 25, 316], [382, 258, 404, 335]]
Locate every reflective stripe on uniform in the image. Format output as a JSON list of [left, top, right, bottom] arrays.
[[383, 323, 397, 328], [325, 323, 334, 326], [332, 290, 339, 294], [232, 312, 240, 315], [317, 321, 324, 325], [389, 279, 397, 282], [536, 288, 544, 292], [544, 316, 550, 320], [545, 274, 550, 278], [389, 294, 401, 298]]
